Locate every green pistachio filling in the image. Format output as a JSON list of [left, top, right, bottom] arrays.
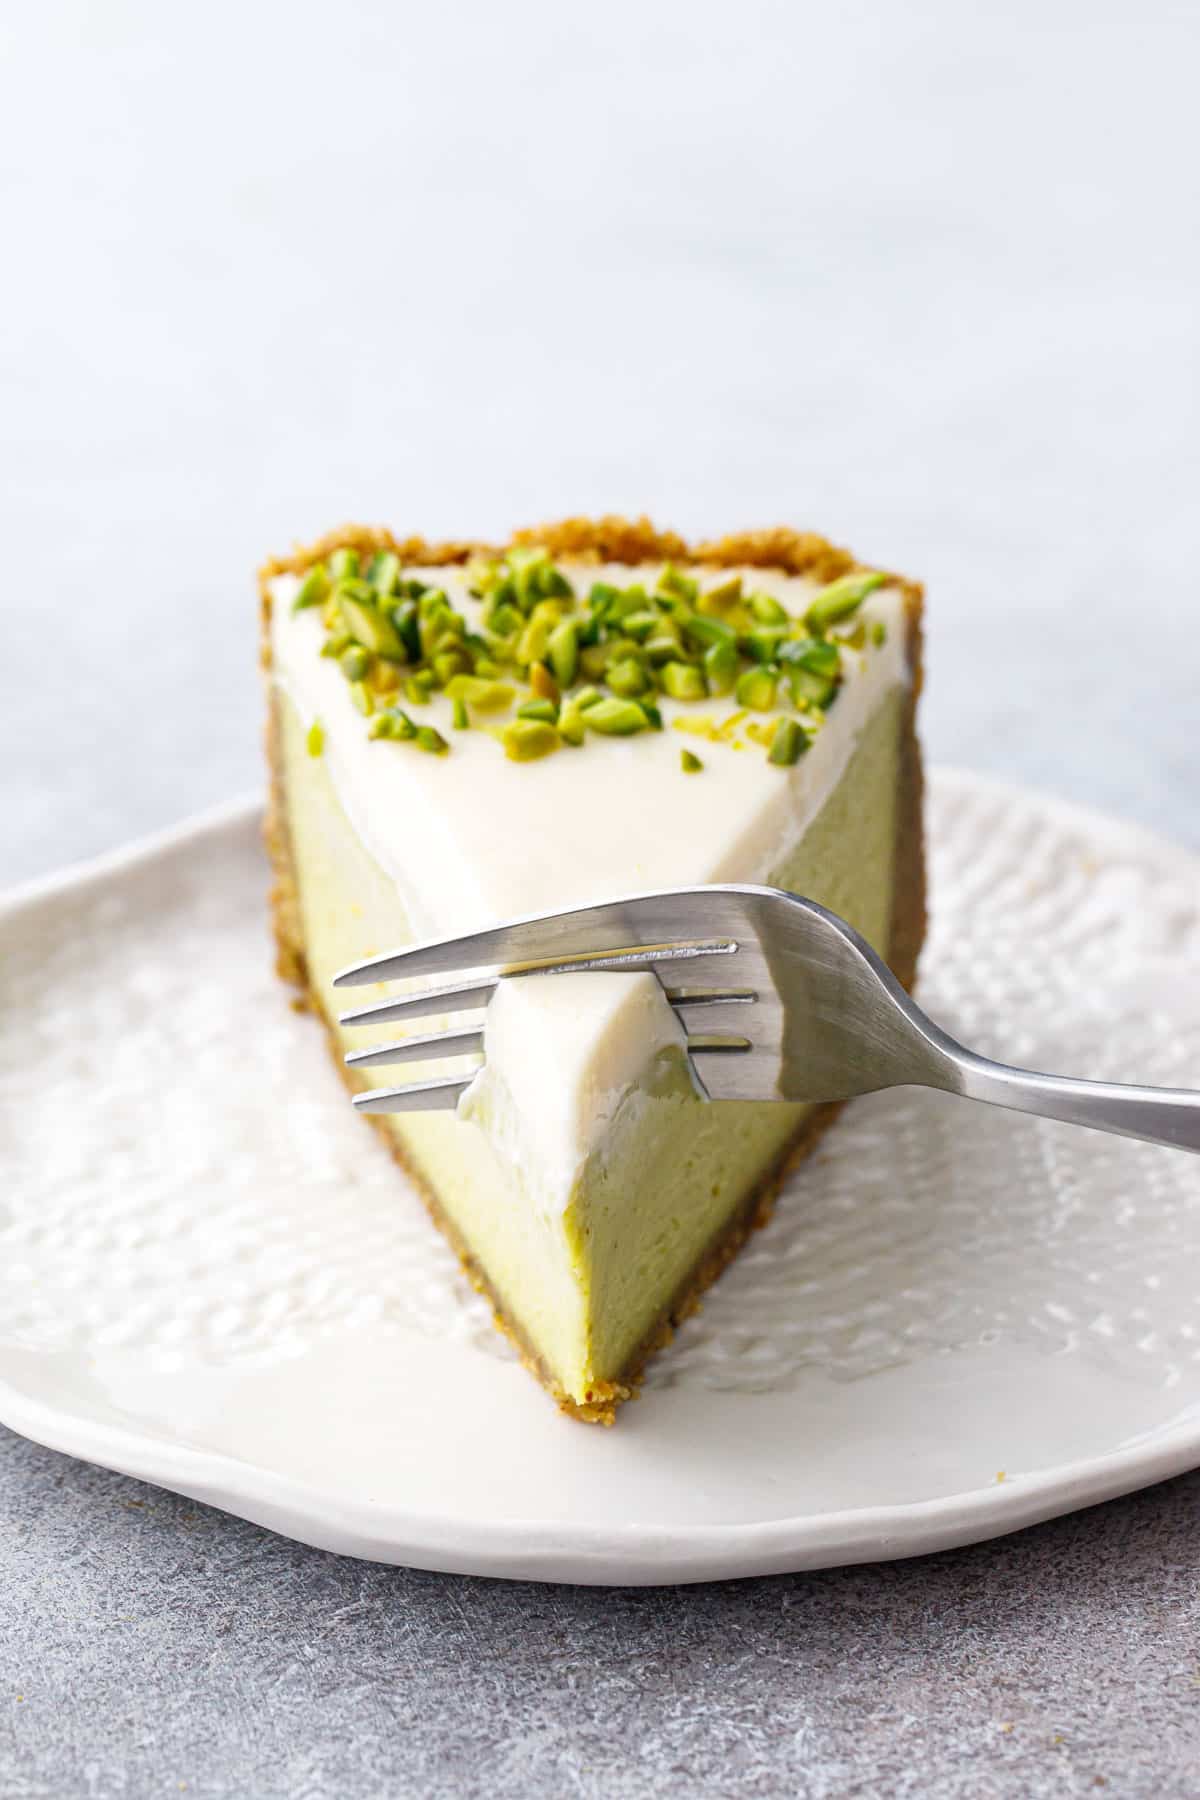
[[294, 543, 893, 763]]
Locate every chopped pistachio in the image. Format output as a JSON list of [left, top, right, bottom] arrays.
[[698, 573, 742, 612], [340, 594, 405, 659], [416, 724, 449, 755], [319, 535, 881, 763], [656, 564, 699, 603], [336, 574, 375, 603], [644, 630, 685, 665], [781, 636, 840, 678], [466, 556, 500, 596], [391, 602, 421, 661], [444, 674, 515, 712], [583, 697, 650, 736], [530, 595, 569, 628], [507, 544, 547, 604], [306, 719, 324, 757], [516, 615, 552, 668], [748, 591, 788, 624], [329, 547, 360, 582], [743, 625, 789, 664], [620, 610, 660, 642], [661, 661, 707, 701], [535, 562, 573, 600], [367, 550, 401, 596], [787, 666, 836, 710], [579, 643, 612, 682], [433, 645, 471, 685], [502, 718, 560, 761], [529, 661, 560, 704], [485, 599, 522, 638], [680, 748, 703, 773], [735, 667, 777, 711], [683, 611, 737, 651], [608, 657, 650, 698], [515, 567, 544, 614], [805, 571, 886, 631], [768, 716, 807, 766], [547, 618, 580, 688], [365, 708, 415, 741], [292, 565, 330, 612], [572, 610, 601, 648], [556, 700, 587, 746], [517, 698, 559, 723], [872, 620, 887, 647], [603, 635, 645, 668], [704, 639, 739, 695], [421, 619, 462, 663]]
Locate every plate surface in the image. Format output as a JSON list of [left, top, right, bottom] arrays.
[[2, 771, 1199, 1584]]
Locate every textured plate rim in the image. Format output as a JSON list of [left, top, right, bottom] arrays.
[[3, 771, 1199, 1585]]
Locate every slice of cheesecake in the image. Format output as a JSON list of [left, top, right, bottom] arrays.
[[261, 517, 925, 1422]]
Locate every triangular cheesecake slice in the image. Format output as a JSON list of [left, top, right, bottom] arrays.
[[261, 517, 925, 1422]]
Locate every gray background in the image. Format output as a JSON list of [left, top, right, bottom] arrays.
[[2, 0, 1199, 1794]]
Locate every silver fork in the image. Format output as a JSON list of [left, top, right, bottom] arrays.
[[334, 884, 1200, 1153]]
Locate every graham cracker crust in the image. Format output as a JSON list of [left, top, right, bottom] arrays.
[[260, 517, 926, 1424]]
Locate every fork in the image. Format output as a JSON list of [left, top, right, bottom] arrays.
[[334, 885, 1200, 1153]]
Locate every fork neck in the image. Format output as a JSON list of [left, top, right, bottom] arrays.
[[945, 1052, 1200, 1155]]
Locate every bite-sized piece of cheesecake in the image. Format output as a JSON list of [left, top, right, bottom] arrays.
[[261, 517, 925, 1422]]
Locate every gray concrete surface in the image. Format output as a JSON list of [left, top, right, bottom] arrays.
[[2, 0, 1199, 1793], [4, 1428, 1200, 1799]]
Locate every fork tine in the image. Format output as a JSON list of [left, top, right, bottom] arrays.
[[331, 888, 739, 988], [353, 1075, 474, 1114], [339, 978, 497, 1031], [344, 1028, 484, 1070], [669, 992, 758, 1032]]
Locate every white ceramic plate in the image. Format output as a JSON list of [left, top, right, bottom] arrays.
[[2, 771, 1199, 1584]]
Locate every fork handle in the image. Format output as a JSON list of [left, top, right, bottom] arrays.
[[946, 1054, 1200, 1154]]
